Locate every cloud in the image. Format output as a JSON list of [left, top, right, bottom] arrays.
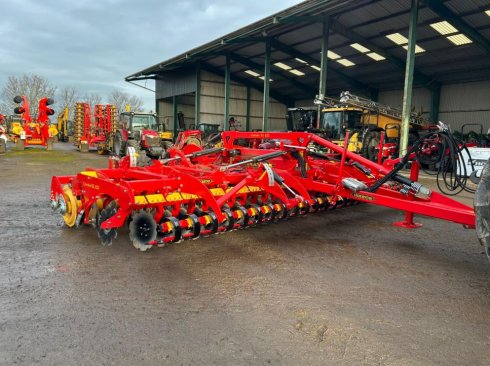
[[0, 0, 303, 111]]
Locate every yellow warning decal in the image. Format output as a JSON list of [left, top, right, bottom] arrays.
[[211, 188, 225, 196], [181, 192, 199, 200], [146, 194, 165, 204], [165, 192, 182, 201], [81, 171, 97, 178], [134, 196, 147, 205]]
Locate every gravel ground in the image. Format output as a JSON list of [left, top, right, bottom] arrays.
[[0, 143, 489, 365]]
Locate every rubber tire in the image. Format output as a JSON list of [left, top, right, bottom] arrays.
[[161, 140, 174, 158], [361, 131, 381, 161], [13, 96, 22, 104], [113, 131, 127, 157]]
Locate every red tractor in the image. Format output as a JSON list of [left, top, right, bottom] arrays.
[[112, 112, 171, 159]]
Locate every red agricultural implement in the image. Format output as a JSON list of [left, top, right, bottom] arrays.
[[73, 103, 118, 153], [50, 130, 490, 260], [12, 95, 56, 150]]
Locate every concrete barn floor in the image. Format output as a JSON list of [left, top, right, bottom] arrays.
[[0, 144, 489, 366]]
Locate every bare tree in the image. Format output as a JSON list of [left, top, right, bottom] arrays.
[[0, 74, 56, 118], [57, 86, 79, 119], [82, 93, 103, 107], [109, 90, 144, 114]]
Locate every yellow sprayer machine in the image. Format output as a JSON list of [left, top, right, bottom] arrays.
[[313, 91, 432, 160]]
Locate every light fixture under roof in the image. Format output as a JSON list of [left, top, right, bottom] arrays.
[[258, 76, 273, 81], [430, 21, 458, 35], [295, 58, 307, 64], [386, 33, 409, 45], [386, 32, 425, 54], [402, 44, 426, 53], [485, 10, 490, 17], [447, 33, 473, 45], [350, 43, 370, 53], [327, 50, 341, 60], [336, 58, 355, 67], [366, 52, 386, 61], [244, 70, 260, 77], [274, 62, 291, 70], [289, 69, 305, 76], [310, 65, 321, 71]]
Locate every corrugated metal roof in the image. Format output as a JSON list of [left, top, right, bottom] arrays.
[[127, 0, 490, 102]]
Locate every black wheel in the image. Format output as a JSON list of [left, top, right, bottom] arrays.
[[361, 131, 381, 161], [129, 211, 157, 251], [408, 131, 419, 148], [113, 131, 127, 157], [13, 96, 22, 103], [95, 201, 118, 246]]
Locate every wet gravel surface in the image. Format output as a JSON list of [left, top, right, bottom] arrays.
[[1, 144, 489, 365]]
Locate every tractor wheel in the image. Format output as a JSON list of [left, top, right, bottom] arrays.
[[361, 131, 380, 161], [113, 131, 127, 157], [161, 140, 174, 158], [475, 158, 490, 262]]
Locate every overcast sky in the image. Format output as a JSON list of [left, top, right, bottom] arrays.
[[0, 0, 304, 111]]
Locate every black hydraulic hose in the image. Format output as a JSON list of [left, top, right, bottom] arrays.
[[290, 149, 307, 178], [367, 130, 476, 195], [367, 135, 426, 193]]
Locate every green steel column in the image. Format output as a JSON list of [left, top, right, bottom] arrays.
[[195, 62, 201, 127], [317, 16, 330, 126], [173, 95, 178, 139], [400, 0, 419, 157], [318, 16, 330, 100], [224, 53, 231, 131], [262, 38, 271, 131], [430, 83, 441, 123], [246, 86, 251, 131], [155, 98, 160, 127]]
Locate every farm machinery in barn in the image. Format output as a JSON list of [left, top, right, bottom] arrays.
[[73, 102, 118, 153], [286, 92, 434, 161], [50, 129, 490, 261], [11, 95, 57, 150]]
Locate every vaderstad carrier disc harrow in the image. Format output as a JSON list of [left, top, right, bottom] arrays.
[[51, 131, 487, 257]]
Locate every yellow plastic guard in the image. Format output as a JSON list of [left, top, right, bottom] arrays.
[[81, 171, 98, 178]]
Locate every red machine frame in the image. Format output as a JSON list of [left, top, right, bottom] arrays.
[[13, 96, 55, 148], [51, 131, 476, 252], [75, 103, 117, 153]]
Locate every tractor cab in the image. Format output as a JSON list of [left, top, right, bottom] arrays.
[[120, 112, 159, 133], [114, 112, 164, 158], [320, 107, 363, 140], [286, 107, 318, 131]]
